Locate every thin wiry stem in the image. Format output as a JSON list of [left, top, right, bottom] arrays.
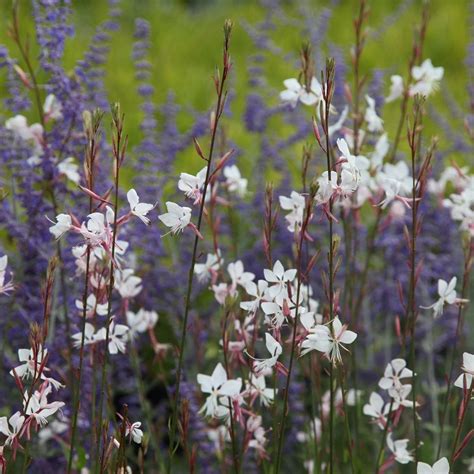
[[67, 111, 102, 474], [166, 21, 233, 473], [96, 104, 126, 473]]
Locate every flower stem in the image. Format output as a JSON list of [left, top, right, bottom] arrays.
[[166, 21, 233, 473]]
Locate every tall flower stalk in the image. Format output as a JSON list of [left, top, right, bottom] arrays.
[[95, 103, 128, 473], [166, 20, 233, 473], [405, 97, 436, 462], [67, 109, 103, 473]]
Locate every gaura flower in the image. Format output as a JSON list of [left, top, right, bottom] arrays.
[[421, 276, 465, 318], [223, 165, 247, 197], [127, 188, 154, 225], [197, 362, 242, 418], [364, 95, 384, 132], [247, 333, 283, 375], [454, 352, 474, 390], [158, 202, 192, 235], [417, 458, 449, 474], [49, 214, 72, 240], [178, 167, 207, 203], [300, 316, 357, 365], [387, 433, 413, 464], [279, 77, 322, 108]]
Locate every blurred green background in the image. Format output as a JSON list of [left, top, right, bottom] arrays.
[[0, 0, 471, 171]]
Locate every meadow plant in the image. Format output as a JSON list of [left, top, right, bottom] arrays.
[[0, 0, 473, 473]]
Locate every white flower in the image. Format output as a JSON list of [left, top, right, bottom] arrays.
[[338, 138, 370, 185], [315, 169, 359, 205], [376, 161, 413, 208], [25, 384, 65, 427], [178, 167, 207, 202], [228, 260, 255, 291], [421, 276, 459, 318], [417, 457, 449, 474], [300, 316, 357, 365], [5, 114, 44, 161], [43, 94, 63, 120], [212, 282, 233, 305], [79, 211, 112, 247], [126, 309, 158, 337], [247, 415, 268, 455], [0, 411, 25, 446], [261, 301, 286, 328], [370, 133, 389, 170], [158, 202, 192, 234], [0, 255, 14, 295], [410, 59, 444, 97], [364, 95, 384, 132], [249, 333, 282, 375], [58, 157, 80, 184], [363, 392, 389, 429], [280, 77, 322, 107], [114, 269, 143, 299], [387, 433, 413, 464], [197, 362, 242, 418], [127, 189, 154, 225], [126, 421, 144, 444], [49, 213, 72, 239], [454, 352, 474, 390], [240, 280, 269, 314], [246, 374, 276, 407], [95, 321, 129, 355], [264, 260, 296, 305], [378, 358, 413, 391], [71, 323, 97, 348], [195, 251, 222, 283], [75, 293, 108, 318], [386, 75, 404, 102], [223, 165, 247, 197], [428, 166, 470, 195], [10, 346, 48, 379], [328, 106, 348, 137], [300, 311, 323, 333], [443, 184, 474, 236], [279, 191, 306, 232]]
